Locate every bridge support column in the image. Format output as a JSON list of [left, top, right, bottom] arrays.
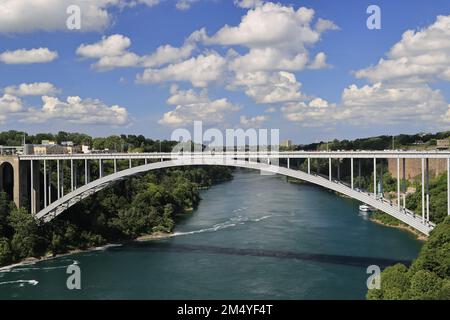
[[114, 159, 117, 173], [350, 158, 354, 189], [397, 157, 400, 211], [57, 160, 60, 199], [85, 159, 89, 185], [48, 162, 52, 205], [421, 158, 425, 223], [358, 159, 361, 189], [337, 159, 340, 180], [129, 158, 132, 169], [287, 158, 290, 169], [426, 158, 430, 222], [99, 159, 103, 178], [307, 158, 311, 174], [448, 157, 450, 216], [373, 158, 376, 197], [30, 160, 34, 214], [71, 159, 74, 192], [328, 158, 332, 181], [27, 159, 41, 214], [402, 158, 406, 208], [44, 160, 47, 208], [61, 161, 64, 197]]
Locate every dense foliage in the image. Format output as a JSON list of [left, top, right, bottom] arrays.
[[0, 167, 232, 266], [367, 172, 450, 300], [367, 216, 450, 300]]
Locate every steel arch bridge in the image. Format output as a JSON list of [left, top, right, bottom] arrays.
[[9, 150, 450, 235]]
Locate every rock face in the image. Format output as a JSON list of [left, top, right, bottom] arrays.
[[387, 158, 447, 181]]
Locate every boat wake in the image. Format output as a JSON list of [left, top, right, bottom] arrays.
[[172, 214, 273, 237], [0, 279, 39, 286]]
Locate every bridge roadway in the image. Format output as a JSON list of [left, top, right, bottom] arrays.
[[14, 150, 449, 235]]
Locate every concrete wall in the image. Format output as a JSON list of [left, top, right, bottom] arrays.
[[388, 158, 447, 180]]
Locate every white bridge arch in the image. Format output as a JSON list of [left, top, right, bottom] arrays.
[[31, 154, 440, 235]]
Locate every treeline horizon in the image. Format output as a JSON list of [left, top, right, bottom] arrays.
[[1, 130, 449, 152]]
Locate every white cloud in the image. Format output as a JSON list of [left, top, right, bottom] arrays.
[[0, 0, 165, 33], [4, 82, 60, 96], [281, 83, 450, 127], [240, 115, 267, 127], [205, 2, 338, 74], [0, 94, 23, 113], [76, 34, 132, 58], [355, 15, 450, 84], [76, 34, 196, 71], [160, 87, 240, 125], [282, 98, 335, 125], [137, 52, 226, 87], [315, 18, 340, 33], [231, 71, 304, 103], [234, 0, 264, 9], [176, 0, 200, 10], [206, 3, 319, 49], [339, 83, 449, 124], [229, 48, 309, 72], [23, 96, 130, 125], [308, 52, 328, 69], [0, 48, 58, 64], [0, 0, 118, 33]]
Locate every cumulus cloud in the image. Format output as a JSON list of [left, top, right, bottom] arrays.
[[240, 115, 267, 127], [281, 83, 450, 127], [231, 71, 304, 103], [76, 34, 197, 71], [0, 94, 23, 123], [176, 0, 200, 10], [234, 0, 264, 9], [137, 52, 226, 87], [0, 0, 165, 33], [23, 96, 130, 125], [355, 15, 450, 84], [206, 3, 337, 74], [160, 87, 240, 126], [315, 18, 340, 33], [4, 82, 60, 96], [308, 52, 328, 69], [0, 48, 58, 64], [282, 98, 335, 125], [0, 94, 23, 113]]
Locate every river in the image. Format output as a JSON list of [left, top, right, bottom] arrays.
[[0, 170, 423, 299]]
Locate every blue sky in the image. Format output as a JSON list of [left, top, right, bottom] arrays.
[[0, 0, 449, 143]]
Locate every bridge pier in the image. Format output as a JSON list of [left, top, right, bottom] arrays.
[[350, 158, 354, 189], [448, 158, 450, 216], [373, 158, 377, 196], [397, 157, 401, 211], [328, 157, 332, 181], [421, 158, 425, 223]]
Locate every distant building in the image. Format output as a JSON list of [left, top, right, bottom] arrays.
[[81, 145, 91, 154], [436, 139, 450, 150], [33, 144, 67, 155], [61, 141, 74, 147], [281, 140, 292, 148], [41, 140, 56, 145]]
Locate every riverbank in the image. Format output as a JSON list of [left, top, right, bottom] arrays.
[[369, 213, 427, 241], [0, 231, 176, 272]]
